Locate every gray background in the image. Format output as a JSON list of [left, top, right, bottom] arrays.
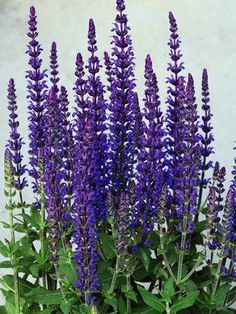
[[0, 0, 235, 305]]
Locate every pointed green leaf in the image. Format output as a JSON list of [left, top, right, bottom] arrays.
[[137, 286, 165, 312], [170, 290, 199, 313]]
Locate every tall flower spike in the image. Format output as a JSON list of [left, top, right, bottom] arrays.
[[176, 74, 200, 236], [206, 187, 221, 250], [73, 52, 88, 137], [50, 41, 59, 93], [7, 78, 27, 191], [43, 88, 64, 263], [26, 6, 47, 193], [198, 68, 214, 211], [72, 117, 99, 304], [108, 0, 138, 192], [166, 11, 185, 193], [86, 18, 108, 220], [116, 190, 132, 256], [59, 86, 74, 224], [134, 55, 165, 233]]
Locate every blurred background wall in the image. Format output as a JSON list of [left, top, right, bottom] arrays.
[[0, 0, 235, 304]]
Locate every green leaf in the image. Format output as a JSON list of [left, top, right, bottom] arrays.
[[0, 260, 12, 268], [0, 275, 34, 296], [99, 233, 116, 259], [22, 213, 40, 230], [137, 286, 165, 312], [127, 290, 138, 303], [118, 296, 126, 314], [0, 241, 9, 257], [170, 290, 199, 313], [104, 295, 118, 312], [133, 305, 160, 314], [29, 263, 40, 277], [163, 277, 175, 299], [140, 248, 151, 271], [0, 306, 7, 314], [214, 284, 230, 306], [179, 279, 198, 292], [26, 287, 63, 305], [60, 301, 72, 314]]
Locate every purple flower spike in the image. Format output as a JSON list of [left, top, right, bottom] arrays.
[[108, 0, 138, 192], [72, 117, 99, 304], [50, 41, 60, 92], [7, 78, 27, 191], [26, 6, 47, 193], [197, 69, 215, 213], [134, 54, 165, 233], [86, 18, 108, 220], [59, 86, 74, 224], [43, 88, 64, 263], [176, 74, 200, 241], [166, 11, 185, 193]]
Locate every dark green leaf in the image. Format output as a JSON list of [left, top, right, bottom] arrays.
[[137, 286, 165, 312], [0, 260, 12, 268], [163, 277, 175, 299], [99, 233, 116, 259], [214, 284, 230, 306], [140, 248, 151, 271], [60, 301, 72, 314], [133, 305, 160, 314], [0, 306, 7, 314], [26, 287, 63, 305], [170, 290, 199, 313], [179, 279, 198, 292], [0, 241, 9, 257]]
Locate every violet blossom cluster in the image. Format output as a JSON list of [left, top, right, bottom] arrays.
[[4, 0, 236, 306]]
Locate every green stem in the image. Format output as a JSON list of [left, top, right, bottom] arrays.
[[180, 249, 206, 283], [208, 255, 224, 314], [166, 301, 171, 314], [126, 258, 131, 313], [159, 229, 177, 283], [91, 305, 98, 314], [39, 179, 47, 289], [177, 216, 188, 282], [9, 190, 20, 314], [109, 255, 121, 294], [54, 264, 66, 301]]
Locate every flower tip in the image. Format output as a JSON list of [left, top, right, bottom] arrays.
[[30, 6, 36, 16], [4, 148, 11, 162], [89, 18, 95, 32], [145, 54, 152, 65], [76, 52, 83, 64], [116, 0, 125, 11], [51, 41, 57, 50], [8, 78, 14, 86], [202, 68, 208, 81], [168, 11, 175, 23]]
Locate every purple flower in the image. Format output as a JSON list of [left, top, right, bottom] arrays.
[[166, 11, 185, 191], [50, 41, 59, 92], [72, 117, 99, 304], [107, 0, 138, 192], [26, 6, 47, 193], [199, 69, 214, 186], [59, 86, 74, 223], [43, 88, 64, 262], [86, 19, 108, 220], [175, 74, 200, 238], [7, 78, 27, 191], [134, 54, 165, 232], [73, 52, 88, 137], [206, 186, 221, 250]]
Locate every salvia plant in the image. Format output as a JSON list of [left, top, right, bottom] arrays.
[[0, 1, 235, 313]]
